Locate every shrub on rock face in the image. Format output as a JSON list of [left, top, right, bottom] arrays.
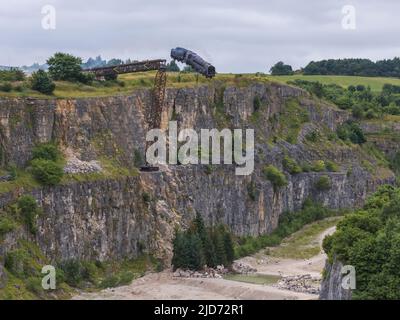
[[325, 160, 339, 172], [17, 195, 42, 235], [30, 159, 63, 186], [336, 121, 366, 145], [282, 156, 302, 174], [315, 175, 332, 191], [311, 160, 325, 172], [32, 143, 61, 161], [0, 215, 17, 236], [17, 195, 40, 231], [263, 165, 288, 190], [253, 96, 262, 112]]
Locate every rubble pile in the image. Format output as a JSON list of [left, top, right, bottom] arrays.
[[64, 157, 102, 174], [275, 274, 320, 295], [231, 262, 257, 274], [173, 265, 229, 279]]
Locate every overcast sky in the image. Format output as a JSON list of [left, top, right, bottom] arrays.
[[1, 0, 400, 72]]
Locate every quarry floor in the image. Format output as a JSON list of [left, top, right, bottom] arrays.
[[73, 222, 336, 300]]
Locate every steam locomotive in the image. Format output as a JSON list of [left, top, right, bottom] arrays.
[[171, 47, 216, 78]]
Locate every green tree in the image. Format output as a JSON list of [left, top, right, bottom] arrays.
[[172, 217, 236, 270], [183, 65, 194, 73], [192, 213, 216, 267], [0, 82, 12, 92], [323, 186, 400, 299], [0, 68, 25, 81], [30, 70, 55, 95], [47, 52, 83, 82], [213, 229, 228, 266], [172, 230, 190, 270], [337, 121, 366, 144], [187, 234, 205, 270], [166, 60, 180, 72], [223, 229, 235, 265], [270, 61, 294, 75]]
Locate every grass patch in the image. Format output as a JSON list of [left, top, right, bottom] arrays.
[[59, 254, 160, 290], [269, 217, 342, 259], [2, 73, 400, 98], [0, 240, 160, 299], [0, 169, 39, 194], [275, 98, 309, 144], [234, 201, 341, 259], [62, 157, 138, 184], [265, 75, 400, 92], [0, 239, 75, 300]]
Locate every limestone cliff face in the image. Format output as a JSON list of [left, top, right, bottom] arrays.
[[320, 258, 352, 300], [361, 120, 400, 158], [0, 82, 395, 263]]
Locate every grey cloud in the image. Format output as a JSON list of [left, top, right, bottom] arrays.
[[1, 0, 400, 72]]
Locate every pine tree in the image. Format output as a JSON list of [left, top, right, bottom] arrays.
[[187, 234, 204, 270], [166, 60, 180, 72], [172, 231, 190, 270], [203, 231, 217, 267], [223, 230, 235, 265], [172, 217, 235, 271], [191, 213, 215, 267], [213, 226, 228, 266]]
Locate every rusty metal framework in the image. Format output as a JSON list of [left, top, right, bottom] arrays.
[[83, 59, 166, 79], [84, 59, 167, 171], [84, 59, 167, 130], [150, 67, 167, 129]]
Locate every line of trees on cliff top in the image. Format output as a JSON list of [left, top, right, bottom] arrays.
[[270, 57, 400, 77]]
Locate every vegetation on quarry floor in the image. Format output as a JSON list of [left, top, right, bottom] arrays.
[[323, 185, 400, 300], [0, 184, 158, 300], [0, 239, 161, 300], [268, 217, 341, 260], [172, 213, 235, 271], [234, 200, 343, 259], [171, 203, 342, 271]]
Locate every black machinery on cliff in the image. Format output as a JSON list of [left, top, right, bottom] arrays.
[[83, 48, 216, 172]]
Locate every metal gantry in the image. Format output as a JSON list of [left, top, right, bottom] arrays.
[[84, 59, 167, 128], [83, 59, 167, 171], [83, 50, 215, 172]]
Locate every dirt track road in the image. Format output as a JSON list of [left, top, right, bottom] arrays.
[[73, 225, 336, 300]]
